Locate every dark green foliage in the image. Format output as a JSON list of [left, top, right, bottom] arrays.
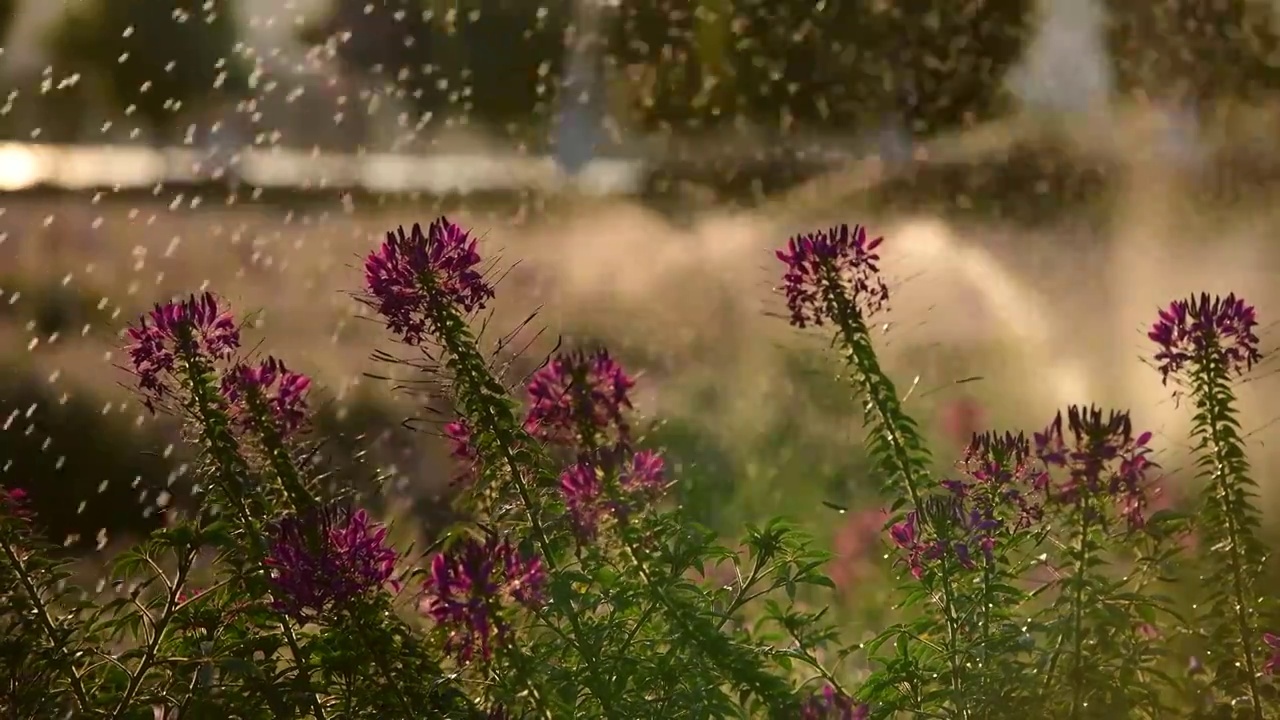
[[1103, 0, 1280, 107], [45, 0, 250, 144], [0, 370, 179, 554], [297, 0, 451, 122], [0, 0, 17, 54], [305, 0, 1036, 144], [452, 0, 576, 139], [610, 0, 1036, 139]]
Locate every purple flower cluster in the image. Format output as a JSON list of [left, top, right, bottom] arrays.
[[444, 419, 481, 485], [776, 224, 889, 329], [1149, 292, 1261, 384], [888, 511, 938, 580], [620, 449, 666, 494], [953, 431, 1047, 528], [221, 356, 312, 437], [524, 349, 635, 447], [800, 685, 869, 719], [419, 535, 546, 663], [124, 292, 241, 411], [1033, 406, 1157, 530], [124, 295, 317, 440], [891, 433, 1045, 579], [559, 461, 604, 537], [265, 504, 400, 619], [363, 218, 494, 345], [559, 450, 668, 538]]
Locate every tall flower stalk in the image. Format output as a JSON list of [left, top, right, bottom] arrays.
[[776, 224, 966, 717], [363, 219, 614, 714], [1149, 293, 1267, 717], [1032, 406, 1157, 717]]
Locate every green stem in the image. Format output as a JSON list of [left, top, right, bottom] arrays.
[[822, 272, 967, 718], [108, 553, 196, 719], [1193, 361, 1263, 719], [0, 536, 95, 715], [178, 351, 328, 720], [1069, 496, 1091, 720], [429, 306, 619, 718]]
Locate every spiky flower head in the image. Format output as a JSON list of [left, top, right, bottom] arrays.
[[363, 217, 494, 345], [1034, 405, 1157, 529], [265, 504, 400, 619], [1149, 292, 1261, 384], [419, 535, 546, 663], [124, 292, 240, 411], [776, 224, 889, 329], [220, 356, 312, 437], [524, 349, 635, 447]]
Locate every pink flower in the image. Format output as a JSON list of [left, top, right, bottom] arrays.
[[524, 349, 635, 448], [776, 224, 888, 329], [1264, 632, 1280, 675], [419, 535, 545, 664], [124, 292, 240, 411], [220, 356, 312, 437], [363, 218, 493, 345]]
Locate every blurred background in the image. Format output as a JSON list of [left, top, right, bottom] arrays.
[[2, 0, 1280, 634]]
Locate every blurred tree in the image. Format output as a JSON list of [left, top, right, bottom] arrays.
[[610, 0, 1037, 141], [299, 0, 575, 147], [0, 0, 17, 56], [608, 0, 743, 135], [1103, 0, 1280, 111], [297, 0, 454, 135], [452, 0, 574, 142], [44, 0, 250, 148]]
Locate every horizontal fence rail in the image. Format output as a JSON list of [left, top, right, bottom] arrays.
[[0, 143, 650, 196]]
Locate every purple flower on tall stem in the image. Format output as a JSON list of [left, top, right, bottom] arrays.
[[776, 224, 889, 329], [1148, 292, 1261, 384], [1033, 405, 1157, 530], [363, 218, 494, 345], [524, 349, 635, 447], [800, 685, 869, 719], [124, 292, 240, 411], [221, 357, 312, 437], [954, 431, 1047, 531], [264, 504, 400, 619], [419, 535, 546, 664]]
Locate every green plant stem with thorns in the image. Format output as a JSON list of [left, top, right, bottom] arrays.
[[0, 537, 94, 713], [820, 273, 968, 719], [423, 296, 619, 718], [179, 348, 329, 720], [1069, 494, 1092, 720], [108, 552, 195, 719], [1190, 353, 1263, 719], [246, 390, 318, 513]]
